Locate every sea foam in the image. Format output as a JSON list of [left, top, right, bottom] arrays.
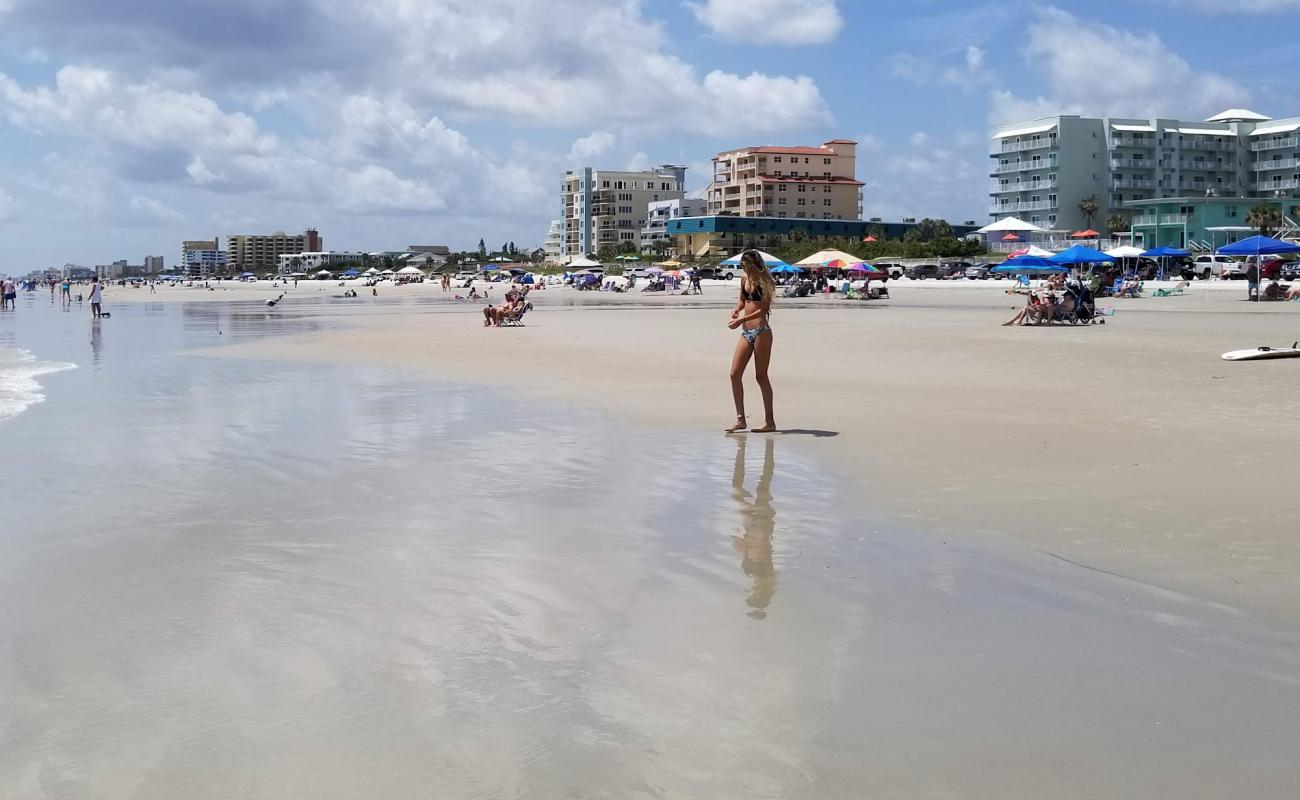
[[0, 348, 76, 420]]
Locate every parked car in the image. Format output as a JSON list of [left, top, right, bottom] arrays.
[[454, 270, 478, 284], [1281, 260, 1300, 280], [873, 262, 906, 280], [938, 261, 972, 279], [964, 264, 991, 280], [904, 263, 940, 280], [695, 266, 738, 280], [1187, 254, 1240, 280]]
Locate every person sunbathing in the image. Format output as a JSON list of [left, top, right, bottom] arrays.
[[1003, 290, 1045, 326]]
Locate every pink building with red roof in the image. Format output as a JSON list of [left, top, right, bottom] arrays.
[[708, 139, 862, 221]]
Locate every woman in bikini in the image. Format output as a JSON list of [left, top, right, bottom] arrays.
[[726, 250, 776, 433]]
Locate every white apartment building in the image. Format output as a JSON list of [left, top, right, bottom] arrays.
[[990, 109, 1300, 233], [640, 198, 707, 251], [277, 251, 368, 274], [707, 139, 862, 221], [542, 219, 563, 262], [181, 239, 227, 277], [560, 165, 686, 256], [144, 255, 165, 274]]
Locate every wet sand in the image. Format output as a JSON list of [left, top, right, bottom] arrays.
[[204, 281, 1300, 621], [3, 290, 1299, 798]]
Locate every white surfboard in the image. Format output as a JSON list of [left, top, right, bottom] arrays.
[[1222, 343, 1300, 361]]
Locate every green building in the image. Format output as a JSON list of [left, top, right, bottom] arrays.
[[1123, 196, 1298, 250]]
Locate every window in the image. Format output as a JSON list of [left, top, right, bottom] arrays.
[[823, 213, 833, 219], [797, 198, 806, 206], [796, 212, 806, 218], [824, 158, 832, 165], [778, 197, 787, 205], [1227, 206, 1237, 218], [824, 186, 831, 193], [823, 199, 832, 206], [778, 184, 787, 192], [601, 180, 610, 188], [774, 156, 782, 163], [778, 212, 787, 218], [804, 157, 810, 164], [797, 184, 806, 192]]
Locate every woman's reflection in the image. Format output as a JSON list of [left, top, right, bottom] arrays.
[[731, 436, 777, 619]]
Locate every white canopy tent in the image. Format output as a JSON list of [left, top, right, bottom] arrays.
[[1105, 245, 1145, 259], [566, 256, 602, 268], [978, 217, 1044, 234], [396, 266, 425, 275]]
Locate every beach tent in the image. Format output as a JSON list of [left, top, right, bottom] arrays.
[[993, 256, 1068, 275], [362, 268, 380, 276], [567, 256, 602, 268], [1105, 245, 1146, 259], [977, 217, 1043, 234], [1141, 245, 1190, 258], [1049, 245, 1112, 265], [342, 268, 360, 276], [796, 249, 860, 267], [314, 269, 333, 277], [1007, 245, 1056, 258], [721, 250, 790, 268], [1216, 236, 1300, 256], [396, 266, 425, 275]]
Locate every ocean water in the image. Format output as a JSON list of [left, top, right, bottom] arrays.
[[0, 347, 76, 420], [1, 296, 1298, 799]]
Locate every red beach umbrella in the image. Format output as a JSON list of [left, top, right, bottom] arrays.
[[863, 235, 878, 243], [1072, 229, 1099, 238], [1002, 233, 1021, 241]]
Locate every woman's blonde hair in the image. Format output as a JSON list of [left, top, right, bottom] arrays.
[[740, 250, 776, 305]]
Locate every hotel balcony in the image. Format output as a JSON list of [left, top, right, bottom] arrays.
[[1111, 178, 1155, 189], [1181, 139, 1233, 152], [994, 138, 1057, 154], [1178, 160, 1233, 170], [1250, 136, 1300, 152], [1259, 178, 1300, 191], [990, 161, 1054, 175], [1254, 157, 1300, 171], [988, 200, 1053, 214], [1110, 136, 1155, 148], [1110, 158, 1154, 169], [990, 178, 1058, 193]]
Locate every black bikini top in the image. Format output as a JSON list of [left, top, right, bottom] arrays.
[[741, 281, 764, 302]]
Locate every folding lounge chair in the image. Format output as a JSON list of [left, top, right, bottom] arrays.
[[499, 302, 533, 327], [1153, 280, 1189, 297]]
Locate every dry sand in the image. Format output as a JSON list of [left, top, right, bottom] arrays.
[[129, 279, 1300, 619]]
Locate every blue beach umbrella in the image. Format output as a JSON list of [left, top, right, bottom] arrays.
[[342, 268, 360, 276], [1140, 245, 1190, 258], [770, 264, 800, 273], [1048, 245, 1112, 265], [1217, 235, 1300, 256], [993, 256, 1069, 275]]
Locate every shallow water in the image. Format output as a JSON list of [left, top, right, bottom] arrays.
[[1, 296, 1298, 799]]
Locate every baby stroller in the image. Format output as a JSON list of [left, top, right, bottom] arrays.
[[1058, 280, 1103, 325]]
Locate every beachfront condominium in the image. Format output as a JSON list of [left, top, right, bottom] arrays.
[[227, 228, 323, 272], [181, 239, 226, 278], [542, 220, 563, 262], [707, 139, 863, 221], [640, 198, 707, 253], [560, 166, 686, 257], [990, 109, 1300, 233], [144, 255, 165, 274]]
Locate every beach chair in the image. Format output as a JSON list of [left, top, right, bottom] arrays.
[[1153, 280, 1189, 297], [1105, 277, 1124, 296], [499, 302, 533, 327]]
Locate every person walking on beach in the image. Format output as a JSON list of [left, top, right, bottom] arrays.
[[88, 277, 104, 318], [726, 250, 776, 434], [60, 278, 71, 306], [1246, 262, 1260, 301], [1, 277, 16, 310]]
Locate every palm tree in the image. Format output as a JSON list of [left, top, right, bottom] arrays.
[[1078, 196, 1100, 229], [1106, 213, 1129, 233], [1246, 204, 1284, 237]]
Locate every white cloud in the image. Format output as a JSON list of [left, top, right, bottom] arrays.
[[128, 195, 182, 223], [687, 0, 842, 45], [993, 7, 1244, 122], [332, 165, 444, 214], [1159, 0, 1300, 10], [0, 186, 17, 222], [569, 131, 616, 162], [890, 45, 994, 92]]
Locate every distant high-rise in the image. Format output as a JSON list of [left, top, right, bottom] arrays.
[[181, 239, 226, 277], [227, 228, 322, 271], [144, 255, 165, 274], [989, 109, 1300, 234], [706, 139, 862, 221], [560, 166, 685, 257]]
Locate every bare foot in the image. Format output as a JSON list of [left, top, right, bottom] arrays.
[[750, 423, 777, 433], [725, 416, 747, 434]]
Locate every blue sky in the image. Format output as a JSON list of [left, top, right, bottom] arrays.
[[0, 0, 1294, 268]]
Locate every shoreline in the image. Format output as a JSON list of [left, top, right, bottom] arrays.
[[185, 287, 1300, 622]]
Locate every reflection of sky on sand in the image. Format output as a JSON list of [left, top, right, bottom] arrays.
[[2, 301, 1299, 799]]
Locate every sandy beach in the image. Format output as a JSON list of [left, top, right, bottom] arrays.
[[141, 278, 1300, 620], [4, 281, 1300, 798]]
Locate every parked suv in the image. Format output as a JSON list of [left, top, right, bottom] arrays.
[[904, 263, 940, 280], [874, 262, 906, 280], [1188, 254, 1241, 280]]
